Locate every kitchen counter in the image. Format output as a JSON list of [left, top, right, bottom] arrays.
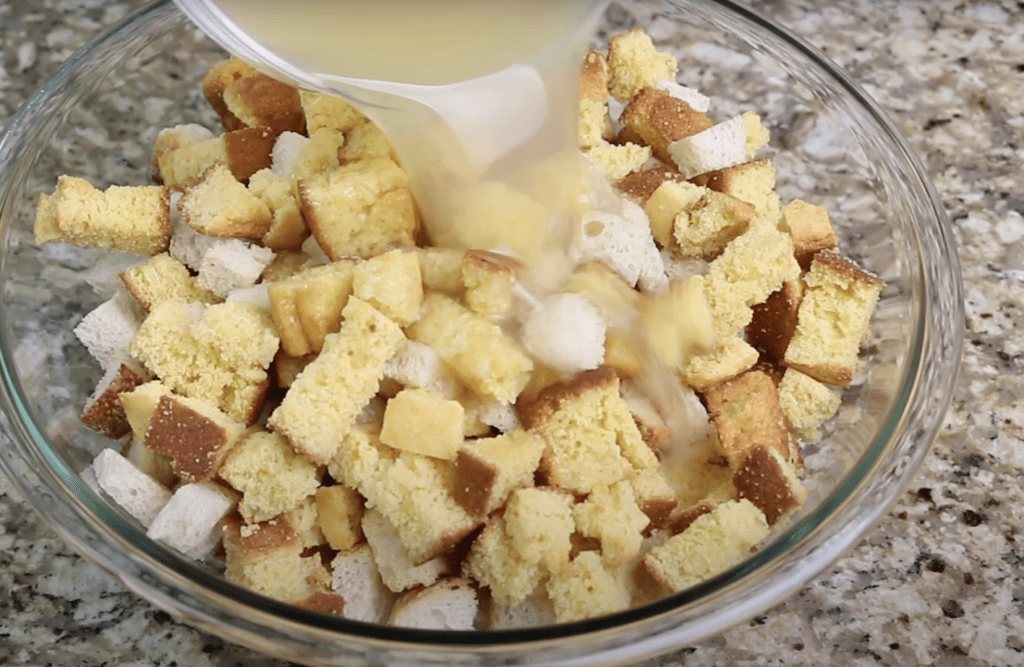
[[1, 1, 1021, 665]]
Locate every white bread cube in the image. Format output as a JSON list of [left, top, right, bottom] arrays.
[[389, 578, 478, 630], [330, 543, 392, 623], [521, 293, 606, 375], [196, 238, 275, 299], [92, 448, 172, 527], [577, 200, 666, 290], [668, 114, 749, 179], [361, 509, 451, 593], [146, 481, 236, 558], [73, 289, 146, 373], [655, 81, 710, 113]]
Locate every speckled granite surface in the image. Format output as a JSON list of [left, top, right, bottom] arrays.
[[0, 0, 1021, 665]]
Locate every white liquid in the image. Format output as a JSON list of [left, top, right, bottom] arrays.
[[206, 0, 609, 286]]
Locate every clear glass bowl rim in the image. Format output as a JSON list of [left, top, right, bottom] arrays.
[[0, 0, 964, 664]]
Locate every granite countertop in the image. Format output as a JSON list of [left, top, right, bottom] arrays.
[[1, 0, 1021, 665]]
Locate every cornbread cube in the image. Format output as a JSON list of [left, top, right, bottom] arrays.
[[689, 158, 782, 225], [628, 466, 679, 530], [743, 110, 771, 157], [619, 88, 713, 165], [267, 259, 357, 357], [680, 335, 760, 390], [407, 293, 533, 404], [202, 56, 255, 131], [461, 250, 516, 320], [222, 514, 328, 603], [578, 51, 614, 149], [147, 481, 236, 558], [330, 543, 392, 623], [640, 276, 717, 373], [81, 360, 149, 439], [35, 176, 170, 255], [783, 249, 884, 387], [463, 514, 546, 608], [92, 448, 171, 527], [585, 143, 653, 183], [701, 369, 791, 468], [247, 168, 310, 252], [777, 367, 842, 443], [573, 480, 650, 568], [157, 126, 276, 189], [151, 124, 215, 183], [546, 551, 630, 623], [360, 509, 452, 593], [219, 430, 322, 523], [781, 199, 837, 270], [329, 427, 481, 566], [129, 301, 280, 424], [143, 393, 247, 483], [298, 157, 417, 260], [669, 187, 758, 260], [338, 120, 398, 163], [504, 487, 575, 573], [389, 578, 479, 630], [643, 499, 770, 593], [299, 89, 370, 134], [315, 485, 365, 552], [121, 253, 217, 311], [521, 366, 657, 495], [221, 69, 306, 136], [732, 445, 807, 525], [352, 249, 423, 327], [607, 28, 679, 102], [746, 279, 804, 363], [453, 429, 546, 517], [179, 163, 273, 240], [617, 163, 689, 207], [379, 388, 466, 460], [269, 297, 405, 465]]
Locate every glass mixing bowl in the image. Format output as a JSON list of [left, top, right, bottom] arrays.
[[0, 0, 963, 665]]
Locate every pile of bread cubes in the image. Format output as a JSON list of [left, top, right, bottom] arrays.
[[33, 29, 883, 629]]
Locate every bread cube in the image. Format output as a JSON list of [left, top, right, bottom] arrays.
[[151, 124, 215, 184], [681, 335, 760, 390], [316, 485, 365, 552], [668, 114, 749, 179], [143, 393, 247, 483], [547, 551, 630, 623], [640, 276, 717, 373], [330, 543, 393, 623], [360, 508, 452, 593], [782, 199, 837, 270], [732, 445, 807, 525], [147, 481, 236, 558], [701, 369, 792, 468], [201, 56, 255, 131], [222, 514, 328, 603], [578, 51, 614, 149], [464, 514, 545, 608], [352, 249, 423, 327], [179, 163, 273, 240], [121, 253, 217, 311], [777, 367, 842, 443], [267, 259, 357, 357], [461, 250, 516, 320], [219, 430, 322, 523], [619, 88, 713, 165], [379, 388, 465, 460], [157, 126, 276, 189], [504, 487, 575, 573], [300, 89, 370, 134], [221, 69, 306, 136], [453, 429, 546, 517], [81, 360, 149, 438], [92, 448, 171, 527], [607, 28, 679, 102], [689, 157, 782, 225], [389, 578, 478, 630]]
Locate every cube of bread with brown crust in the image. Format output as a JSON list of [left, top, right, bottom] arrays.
[[267, 259, 357, 357], [777, 367, 842, 444], [157, 126, 276, 190], [219, 430, 322, 524], [121, 253, 217, 311], [81, 360, 149, 439], [407, 293, 533, 404], [379, 388, 465, 460], [315, 485, 365, 552], [674, 189, 758, 260], [520, 365, 657, 495], [616, 162, 688, 206], [352, 249, 423, 327], [298, 158, 417, 260], [202, 57, 255, 131], [222, 513, 328, 603], [701, 369, 791, 468], [689, 158, 783, 225], [144, 393, 247, 483], [681, 335, 760, 391], [120, 380, 172, 444], [732, 445, 807, 525], [222, 70, 306, 136], [578, 51, 615, 149], [247, 169, 310, 252], [461, 250, 516, 320], [260, 250, 321, 283], [299, 89, 370, 134], [782, 199, 837, 270], [389, 577, 479, 630], [269, 297, 405, 465], [746, 280, 805, 363], [629, 467, 679, 531], [619, 88, 713, 164], [35, 176, 170, 255], [151, 124, 215, 184], [784, 249, 884, 387], [607, 29, 680, 102], [179, 163, 273, 240], [453, 429, 546, 517]]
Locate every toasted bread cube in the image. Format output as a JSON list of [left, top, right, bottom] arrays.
[[270, 298, 404, 464], [521, 366, 657, 495], [461, 250, 516, 320], [121, 253, 217, 311], [300, 89, 370, 134], [573, 480, 650, 568], [179, 163, 273, 240], [268, 259, 357, 357], [315, 485, 365, 552], [643, 179, 706, 248], [120, 380, 172, 444], [222, 514, 327, 603], [675, 189, 758, 260], [360, 509, 452, 593], [617, 163, 688, 207], [202, 57, 255, 131], [143, 393, 247, 483], [220, 430, 321, 523], [701, 369, 791, 468], [35, 176, 170, 255], [352, 249, 423, 327], [248, 168, 311, 252], [629, 467, 679, 530], [777, 367, 842, 443], [607, 28, 679, 102], [92, 448, 172, 527], [196, 239, 276, 300], [689, 157, 782, 225], [547, 551, 630, 623], [578, 51, 614, 149], [585, 143, 653, 183], [330, 543, 392, 623], [298, 157, 417, 260], [151, 124, 216, 184], [669, 114, 750, 180], [732, 445, 807, 525], [643, 499, 769, 593], [389, 578, 478, 630], [453, 429, 546, 517], [408, 293, 533, 404], [379, 388, 465, 460], [747, 280, 804, 363], [157, 126, 276, 189], [782, 199, 837, 270], [784, 250, 884, 387], [81, 360, 149, 439], [222, 69, 306, 136], [619, 88, 713, 165]]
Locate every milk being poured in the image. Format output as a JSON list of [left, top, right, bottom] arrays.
[[182, 0, 610, 289]]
